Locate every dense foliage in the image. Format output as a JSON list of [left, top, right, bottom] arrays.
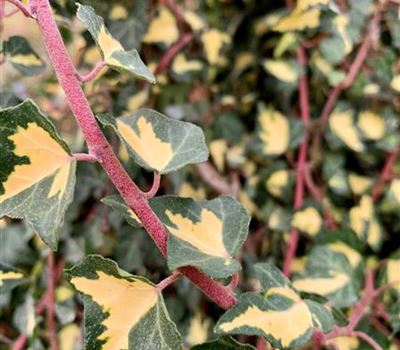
[[1, 0, 399, 349]]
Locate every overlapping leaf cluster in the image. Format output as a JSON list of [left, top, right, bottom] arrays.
[[1, 0, 399, 349]]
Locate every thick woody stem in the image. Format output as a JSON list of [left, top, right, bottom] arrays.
[[30, 0, 236, 310]]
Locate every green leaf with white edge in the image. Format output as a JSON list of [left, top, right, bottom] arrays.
[[0, 100, 76, 249], [97, 109, 209, 174], [1, 36, 46, 76], [101, 194, 141, 227], [292, 246, 358, 308], [191, 337, 256, 349], [0, 264, 29, 294], [76, 4, 155, 84], [149, 195, 250, 279], [216, 263, 332, 350], [66, 255, 182, 350]]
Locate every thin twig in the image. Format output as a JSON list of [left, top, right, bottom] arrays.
[[372, 147, 399, 202], [196, 162, 237, 197], [156, 271, 182, 291], [1, 0, 32, 17], [73, 153, 98, 162], [226, 272, 240, 291], [142, 172, 161, 199], [352, 331, 383, 350], [154, 33, 193, 75], [77, 60, 106, 84], [282, 46, 310, 277]]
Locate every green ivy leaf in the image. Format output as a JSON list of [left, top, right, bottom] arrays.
[[0, 100, 76, 249], [191, 337, 256, 349], [101, 194, 141, 227], [66, 255, 182, 350], [76, 4, 155, 83], [1, 36, 46, 76], [215, 263, 332, 349], [149, 196, 250, 279], [97, 109, 209, 174]]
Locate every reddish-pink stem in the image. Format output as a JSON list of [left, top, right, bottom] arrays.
[[1, 0, 32, 17], [156, 271, 181, 291], [30, 0, 236, 310], [283, 46, 310, 277], [256, 337, 267, 350], [350, 331, 383, 350], [196, 162, 237, 197], [73, 153, 97, 162], [142, 172, 161, 199], [154, 33, 193, 75], [77, 60, 106, 83], [12, 335, 27, 350], [372, 147, 399, 202], [226, 272, 240, 291]]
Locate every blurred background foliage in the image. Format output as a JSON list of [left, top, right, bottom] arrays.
[[1, 0, 400, 349]]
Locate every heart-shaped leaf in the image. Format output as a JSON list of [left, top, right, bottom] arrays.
[[66, 255, 182, 350], [0, 100, 76, 249], [149, 196, 250, 279], [98, 109, 209, 174]]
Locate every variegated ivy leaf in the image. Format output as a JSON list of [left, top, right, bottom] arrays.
[[215, 263, 333, 349], [66, 255, 182, 350], [1, 36, 46, 76], [97, 109, 208, 174], [191, 337, 256, 350], [76, 4, 155, 84], [0, 100, 76, 249], [0, 265, 28, 294], [385, 251, 400, 295], [263, 59, 299, 84], [101, 195, 141, 227], [149, 196, 250, 279], [292, 246, 358, 308]]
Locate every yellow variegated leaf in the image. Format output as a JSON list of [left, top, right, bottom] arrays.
[[77, 4, 155, 83], [331, 337, 360, 350], [209, 139, 228, 172], [0, 100, 76, 249], [67, 255, 182, 350], [328, 242, 362, 268], [178, 183, 206, 200], [349, 195, 382, 250], [150, 196, 250, 279], [186, 312, 211, 346], [258, 107, 290, 156], [217, 286, 313, 348], [273, 8, 321, 32], [388, 179, 400, 205], [201, 29, 231, 65], [334, 14, 352, 55], [329, 109, 364, 152], [266, 169, 290, 198], [387, 259, 400, 292], [0, 271, 24, 286], [292, 207, 322, 236], [98, 109, 208, 173], [348, 173, 373, 195], [143, 8, 179, 46], [126, 89, 149, 113], [172, 53, 203, 75], [109, 5, 128, 20], [263, 60, 298, 83], [391, 75, 400, 92], [357, 111, 385, 140], [295, 0, 330, 12], [183, 11, 206, 32], [293, 273, 350, 296], [363, 83, 380, 95], [59, 324, 81, 350]]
